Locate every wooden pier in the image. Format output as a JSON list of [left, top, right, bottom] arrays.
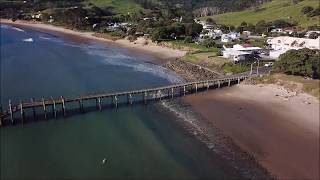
[[0, 75, 250, 126]]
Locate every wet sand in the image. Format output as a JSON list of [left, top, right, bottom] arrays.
[[183, 84, 319, 180], [0, 19, 186, 64]]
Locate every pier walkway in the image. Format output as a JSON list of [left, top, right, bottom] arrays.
[[0, 74, 257, 126]]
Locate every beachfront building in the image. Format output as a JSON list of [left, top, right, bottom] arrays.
[[222, 44, 262, 62], [267, 36, 320, 59]]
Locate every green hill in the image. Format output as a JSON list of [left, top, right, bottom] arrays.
[[85, 0, 146, 14], [208, 0, 319, 28]]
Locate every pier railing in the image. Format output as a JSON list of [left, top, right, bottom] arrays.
[[0, 75, 253, 126]]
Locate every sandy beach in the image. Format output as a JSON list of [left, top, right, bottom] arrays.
[[0, 19, 186, 64], [183, 84, 319, 180]]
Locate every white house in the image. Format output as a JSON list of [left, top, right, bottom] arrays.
[[242, 30, 251, 36], [222, 44, 262, 62], [213, 29, 223, 37], [221, 32, 240, 43], [203, 24, 215, 30], [221, 34, 232, 43], [229, 32, 240, 40], [200, 31, 217, 39], [267, 36, 320, 59]]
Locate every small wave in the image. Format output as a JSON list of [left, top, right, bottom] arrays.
[[22, 38, 33, 42], [85, 48, 183, 84], [39, 36, 52, 40], [0, 24, 25, 32], [12, 27, 25, 32]]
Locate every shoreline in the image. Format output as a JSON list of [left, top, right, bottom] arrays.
[[183, 84, 319, 180], [0, 19, 187, 65], [2, 19, 319, 179]]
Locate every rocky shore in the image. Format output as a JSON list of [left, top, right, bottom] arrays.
[[165, 60, 222, 82]]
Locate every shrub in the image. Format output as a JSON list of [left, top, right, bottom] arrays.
[[200, 38, 215, 48], [184, 36, 193, 43], [127, 35, 137, 42], [301, 6, 314, 14]]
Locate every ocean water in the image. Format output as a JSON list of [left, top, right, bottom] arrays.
[[0, 24, 243, 179]]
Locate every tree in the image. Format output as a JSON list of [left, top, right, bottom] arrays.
[[184, 23, 202, 37], [201, 38, 215, 48], [206, 18, 216, 25], [272, 19, 294, 28], [240, 21, 248, 27], [273, 49, 320, 79], [255, 20, 269, 34]]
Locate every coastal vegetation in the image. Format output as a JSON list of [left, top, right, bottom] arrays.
[[273, 48, 320, 79], [253, 73, 320, 98]]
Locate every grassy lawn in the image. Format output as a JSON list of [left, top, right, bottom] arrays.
[[254, 74, 320, 98], [85, 0, 145, 14], [247, 38, 267, 48], [206, 0, 319, 28], [160, 40, 217, 51], [180, 48, 249, 74]]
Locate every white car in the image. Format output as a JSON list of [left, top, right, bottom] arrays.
[[264, 62, 274, 67]]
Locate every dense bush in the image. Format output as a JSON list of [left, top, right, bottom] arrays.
[[273, 49, 320, 79], [307, 8, 320, 17], [301, 6, 314, 14]]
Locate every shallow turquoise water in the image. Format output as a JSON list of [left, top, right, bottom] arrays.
[[0, 25, 243, 179]]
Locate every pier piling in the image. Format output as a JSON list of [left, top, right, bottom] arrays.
[[9, 100, 13, 124], [98, 97, 102, 111], [20, 101, 24, 123], [61, 96, 66, 116], [114, 96, 118, 108], [171, 88, 174, 99], [158, 90, 162, 101], [51, 97, 57, 118], [143, 91, 147, 104], [127, 94, 133, 105], [42, 98, 46, 119], [31, 98, 36, 119]]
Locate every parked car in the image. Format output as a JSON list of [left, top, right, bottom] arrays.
[[264, 62, 274, 67]]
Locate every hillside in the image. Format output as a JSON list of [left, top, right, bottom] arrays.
[[84, 0, 146, 14], [85, 0, 268, 15], [208, 0, 319, 28]]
